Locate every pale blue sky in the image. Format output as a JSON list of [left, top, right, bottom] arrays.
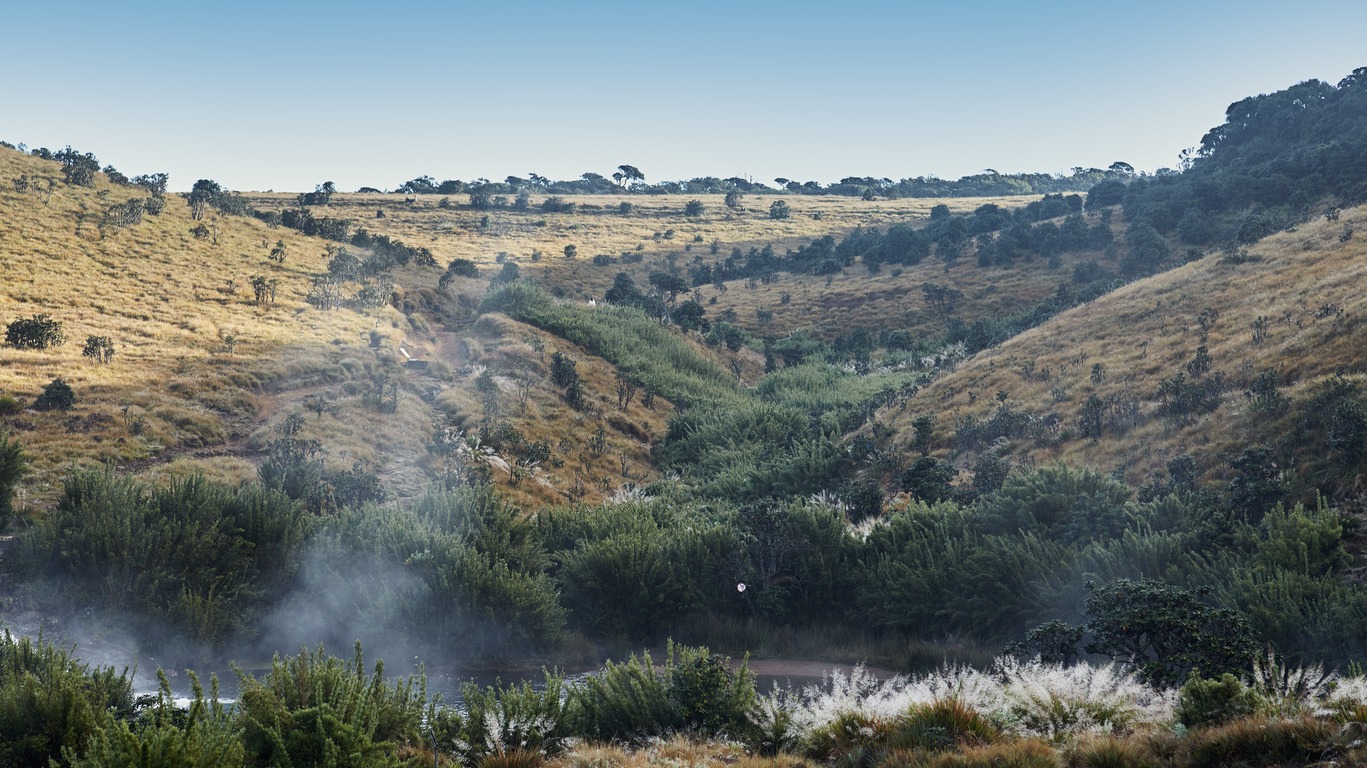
[[3, 0, 1364, 191]]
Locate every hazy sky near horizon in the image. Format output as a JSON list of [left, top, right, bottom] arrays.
[[3, 0, 1365, 192]]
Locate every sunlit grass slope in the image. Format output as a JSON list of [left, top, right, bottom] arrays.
[[891, 204, 1367, 488], [246, 191, 1036, 306], [0, 147, 402, 505]]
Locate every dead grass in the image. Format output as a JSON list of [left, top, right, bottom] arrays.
[[0, 147, 400, 506], [889, 205, 1367, 486], [245, 191, 1038, 306], [429, 312, 676, 508]]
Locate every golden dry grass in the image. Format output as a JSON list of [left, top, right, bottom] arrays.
[[426, 312, 677, 508], [245, 191, 1038, 305], [0, 147, 405, 506], [888, 204, 1367, 485]]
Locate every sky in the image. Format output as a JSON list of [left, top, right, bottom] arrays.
[[3, 0, 1365, 192]]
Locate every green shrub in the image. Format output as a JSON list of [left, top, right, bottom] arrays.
[[567, 643, 755, 742], [804, 710, 888, 762], [34, 377, 76, 411], [18, 470, 309, 645], [233, 643, 427, 768], [0, 430, 27, 530], [5, 313, 65, 349], [433, 672, 568, 765], [1082, 579, 1257, 686], [0, 630, 133, 768], [1176, 673, 1259, 728], [0, 394, 22, 415], [67, 670, 242, 768]]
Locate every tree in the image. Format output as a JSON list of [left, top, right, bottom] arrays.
[[898, 456, 954, 502], [1122, 221, 1170, 277], [298, 181, 335, 206], [684, 199, 704, 217], [1077, 394, 1104, 443], [491, 261, 520, 285], [0, 431, 27, 530], [550, 351, 579, 389], [55, 146, 99, 187], [674, 300, 706, 332], [131, 172, 170, 196], [605, 273, 645, 307], [5, 314, 65, 349], [911, 415, 934, 455], [921, 283, 963, 318], [187, 179, 223, 220], [1085, 179, 1126, 210], [439, 258, 479, 289], [768, 200, 791, 220], [649, 271, 689, 303], [250, 276, 277, 305], [724, 191, 743, 209], [1083, 579, 1257, 686], [82, 335, 115, 364], [34, 378, 76, 411], [616, 165, 645, 187]]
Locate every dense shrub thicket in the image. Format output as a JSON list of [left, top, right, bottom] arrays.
[[17, 462, 1366, 671], [19, 629, 1367, 768]]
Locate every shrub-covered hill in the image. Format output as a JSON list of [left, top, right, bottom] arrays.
[[0, 146, 715, 510], [888, 202, 1367, 503], [242, 189, 1038, 305]]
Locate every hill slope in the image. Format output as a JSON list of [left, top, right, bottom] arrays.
[[890, 204, 1367, 498]]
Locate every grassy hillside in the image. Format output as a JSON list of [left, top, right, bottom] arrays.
[[891, 203, 1367, 495], [0, 147, 415, 507], [245, 191, 1034, 302]]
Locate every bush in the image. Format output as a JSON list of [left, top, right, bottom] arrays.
[[1176, 673, 1259, 729], [5, 313, 65, 349], [769, 200, 791, 220], [68, 670, 242, 768], [18, 470, 308, 645], [1064, 735, 1159, 768], [432, 672, 569, 765], [0, 630, 133, 768], [233, 643, 427, 768], [0, 431, 27, 531], [926, 739, 1061, 768], [81, 335, 115, 364], [567, 643, 755, 742], [1083, 579, 1257, 686], [33, 378, 76, 411], [0, 395, 21, 416]]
